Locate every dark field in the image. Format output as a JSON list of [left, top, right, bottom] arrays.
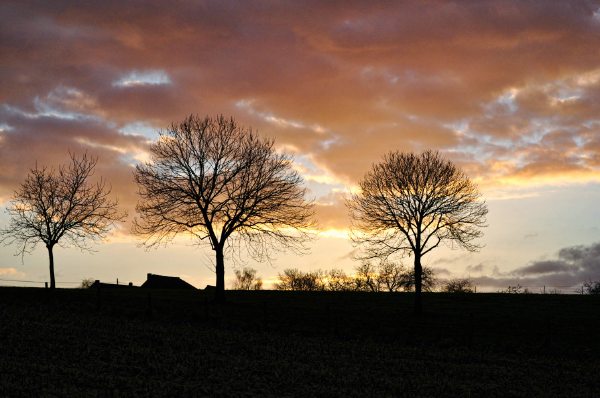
[[1, 287, 599, 397]]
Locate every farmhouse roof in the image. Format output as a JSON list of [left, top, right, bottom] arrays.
[[141, 273, 197, 290]]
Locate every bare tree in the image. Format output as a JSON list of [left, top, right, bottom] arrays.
[[274, 268, 325, 291], [134, 115, 314, 303], [354, 260, 435, 293], [347, 150, 487, 314], [326, 269, 356, 291], [232, 267, 263, 290], [0, 153, 125, 289], [401, 266, 437, 293], [354, 262, 382, 292], [443, 278, 475, 293]]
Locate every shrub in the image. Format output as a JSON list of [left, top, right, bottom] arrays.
[[584, 280, 600, 294], [443, 278, 475, 293], [274, 268, 325, 291], [232, 267, 263, 290], [80, 278, 95, 289]]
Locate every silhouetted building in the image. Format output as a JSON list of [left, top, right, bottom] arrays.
[[89, 280, 136, 289], [141, 273, 197, 290]]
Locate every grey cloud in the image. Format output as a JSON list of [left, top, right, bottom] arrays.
[[514, 260, 574, 275], [474, 242, 600, 289]]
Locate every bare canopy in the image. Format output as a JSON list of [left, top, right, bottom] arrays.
[[347, 150, 487, 314], [133, 115, 314, 302], [0, 153, 125, 288]]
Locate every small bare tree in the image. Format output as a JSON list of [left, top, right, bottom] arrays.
[[134, 115, 314, 303], [354, 262, 382, 292], [274, 268, 325, 291], [232, 267, 263, 290], [443, 278, 475, 293], [347, 150, 487, 314], [0, 153, 125, 289]]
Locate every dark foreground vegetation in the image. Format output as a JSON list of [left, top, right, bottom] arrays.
[[1, 287, 599, 397]]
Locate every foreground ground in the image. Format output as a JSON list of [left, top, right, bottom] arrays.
[[0, 287, 599, 397]]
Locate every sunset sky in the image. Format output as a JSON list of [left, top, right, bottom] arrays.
[[2, 0, 600, 291]]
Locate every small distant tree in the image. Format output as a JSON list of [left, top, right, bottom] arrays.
[[443, 278, 475, 293], [326, 269, 356, 291], [584, 280, 600, 294], [134, 115, 314, 303], [377, 261, 407, 292], [80, 278, 95, 289], [354, 262, 382, 292], [232, 267, 263, 290], [274, 268, 325, 291], [354, 260, 435, 292], [0, 153, 125, 289], [348, 150, 487, 314], [501, 284, 530, 294], [401, 266, 436, 292]]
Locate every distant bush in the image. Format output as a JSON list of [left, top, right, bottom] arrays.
[[275, 268, 325, 291], [584, 280, 600, 294], [325, 269, 357, 291], [232, 267, 263, 290], [501, 284, 530, 294], [443, 278, 475, 293], [80, 278, 95, 289], [355, 261, 436, 292]]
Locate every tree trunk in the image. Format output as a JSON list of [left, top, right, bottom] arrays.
[[215, 245, 225, 303], [414, 253, 422, 315], [47, 244, 56, 289]]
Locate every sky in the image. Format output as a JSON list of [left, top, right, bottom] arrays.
[[1, 0, 600, 291]]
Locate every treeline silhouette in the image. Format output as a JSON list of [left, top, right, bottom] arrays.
[[273, 262, 436, 292]]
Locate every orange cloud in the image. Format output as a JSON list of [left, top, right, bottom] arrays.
[[1, 0, 600, 234]]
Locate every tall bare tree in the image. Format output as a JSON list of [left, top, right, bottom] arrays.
[[0, 153, 125, 289], [134, 115, 313, 303], [347, 150, 487, 314]]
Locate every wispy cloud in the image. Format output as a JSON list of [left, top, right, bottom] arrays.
[[113, 70, 171, 88]]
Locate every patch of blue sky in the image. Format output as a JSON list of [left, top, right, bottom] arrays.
[[306, 180, 345, 201], [293, 154, 345, 198], [0, 123, 13, 133], [552, 85, 583, 103], [113, 70, 171, 88], [118, 152, 144, 167], [319, 136, 339, 150], [119, 121, 159, 140], [446, 119, 516, 163], [3, 99, 99, 122], [491, 89, 518, 113]]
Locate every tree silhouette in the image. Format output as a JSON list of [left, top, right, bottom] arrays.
[[0, 153, 125, 289], [443, 278, 476, 293], [347, 150, 487, 314], [232, 267, 263, 290], [134, 115, 314, 303]]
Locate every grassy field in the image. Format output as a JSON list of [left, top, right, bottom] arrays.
[[1, 287, 599, 397]]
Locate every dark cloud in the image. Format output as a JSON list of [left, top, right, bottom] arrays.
[[514, 260, 573, 275], [472, 242, 600, 290]]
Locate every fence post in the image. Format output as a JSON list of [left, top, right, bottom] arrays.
[[45, 282, 48, 289], [543, 285, 545, 294]]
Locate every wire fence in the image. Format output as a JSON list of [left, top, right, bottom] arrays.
[[0, 278, 144, 288]]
